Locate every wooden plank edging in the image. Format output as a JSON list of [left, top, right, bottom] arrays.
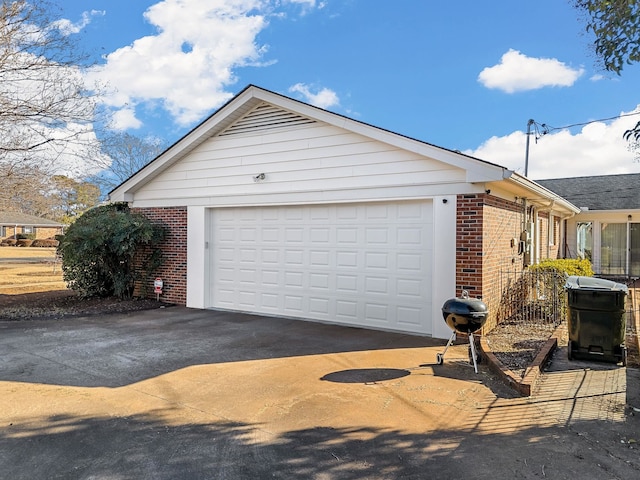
[[480, 334, 558, 397]]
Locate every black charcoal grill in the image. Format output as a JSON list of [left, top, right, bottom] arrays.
[[436, 291, 488, 373]]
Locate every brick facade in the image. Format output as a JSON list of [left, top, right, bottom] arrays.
[[1, 225, 62, 240], [132, 207, 188, 305], [481, 196, 526, 331], [456, 193, 559, 332], [132, 199, 557, 331], [456, 195, 485, 297]]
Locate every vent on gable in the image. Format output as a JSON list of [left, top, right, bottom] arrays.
[[219, 102, 316, 137]]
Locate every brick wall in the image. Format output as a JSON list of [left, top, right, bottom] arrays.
[[456, 195, 484, 297], [1, 225, 62, 240], [481, 196, 525, 331], [456, 194, 526, 332], [132, 206, 188, 305], [537, 212, 560, 260], [35, 227, 63, 240]]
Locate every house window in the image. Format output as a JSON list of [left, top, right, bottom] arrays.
[[22, 226, 34, 235], [549, 216, 557, 246], [600, 223, 626, 275], [0, 226, 6, 237], [577, 222, 592, 261], [631, 223, 640, 277]]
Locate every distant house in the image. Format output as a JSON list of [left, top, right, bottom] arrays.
[[0, 212, 64, 241], [537, 173, 640, 278]]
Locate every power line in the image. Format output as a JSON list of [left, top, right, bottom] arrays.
[[533, 110, 640, 137], [524, 110, 640, 175]]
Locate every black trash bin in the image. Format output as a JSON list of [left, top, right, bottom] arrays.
[[565, 275, 628, 365]]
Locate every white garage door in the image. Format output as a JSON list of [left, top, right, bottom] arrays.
[[208, 201, 433, 335]]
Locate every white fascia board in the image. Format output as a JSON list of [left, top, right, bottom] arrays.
[[499, 172, 580, 215], [110, 87, 265, 201]]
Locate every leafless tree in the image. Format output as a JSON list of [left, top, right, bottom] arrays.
[[0, 0, 101, 184], [0, 163, 56, 217], [0, 164, 100, 220], [90, 132, 166, 193]]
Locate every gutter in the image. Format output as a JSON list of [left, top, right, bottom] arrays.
[[504, 171, 581, 215]]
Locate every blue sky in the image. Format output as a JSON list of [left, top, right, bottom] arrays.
[[57, 0, 640, 179]]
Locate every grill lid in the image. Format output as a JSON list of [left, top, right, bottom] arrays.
[[441, 291, 488, 334]]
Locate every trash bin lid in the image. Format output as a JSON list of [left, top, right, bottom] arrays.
[[565, 275, 628, 293]]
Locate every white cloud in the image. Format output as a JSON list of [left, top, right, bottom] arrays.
[[289, 83, 339, 109], [87, 0, 324, 129], [285, 0, 327, 9], [478, 49, 584, 93], [464, 108, 640, 179], [52, 10, 105, 36], [88, 0, 269, 127], [110, 108, 143, 131]]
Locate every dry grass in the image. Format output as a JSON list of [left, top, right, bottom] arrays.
[[0, 246, 57, 258], [0, 246, 65, 294]]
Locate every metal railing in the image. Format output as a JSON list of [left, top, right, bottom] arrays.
[[494, 268, 567, 329]]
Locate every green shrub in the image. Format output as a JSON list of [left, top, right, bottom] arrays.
[[529, 258, 594, 277], [57, 202, 166, 299], [16, 233, 36, 240]]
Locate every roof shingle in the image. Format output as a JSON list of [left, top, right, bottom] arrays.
[[536, 173, 640, 211], [0, 212, 64, 226]]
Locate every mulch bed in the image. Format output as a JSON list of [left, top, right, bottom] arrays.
[[484, 322, 559, 378], [0, 290, 169, 321]]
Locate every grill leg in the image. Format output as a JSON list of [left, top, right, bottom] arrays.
[[469, 333, 478, 374], [436, 331, 457, 365]]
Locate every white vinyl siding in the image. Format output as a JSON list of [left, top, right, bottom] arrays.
[[132, 108, 466, 206]]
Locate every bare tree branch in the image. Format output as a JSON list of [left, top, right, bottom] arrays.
[[0, 0, 101, 176]]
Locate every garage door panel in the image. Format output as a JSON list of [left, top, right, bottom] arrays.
[[365, 252, 388, 269], [262, 228, 279, 242], [336, 251, 358, 268], [310, 227, 330, 243], [261, 293, 279, 308], [310, 250, 330, 266], [398, 306, 422, 326], [397, 278, 422, 297], [262, 249, 279, 263], [366, 304, 388, 322], [365, 276, 388, 294], [284, 295, 303, 312], [209, 201, 433, 335]]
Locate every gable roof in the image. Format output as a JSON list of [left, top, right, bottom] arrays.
[[108, 84, 578, 215], [110, 85, 513, 199], [536, 173, 640, 211], [0, 212, 64, 227]]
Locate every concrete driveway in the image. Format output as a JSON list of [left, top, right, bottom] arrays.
[[1, 307, 638, 479]]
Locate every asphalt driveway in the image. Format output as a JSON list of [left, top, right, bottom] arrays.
[[1, 306, 638, 479]]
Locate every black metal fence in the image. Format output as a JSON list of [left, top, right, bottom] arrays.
[[495, 269, 567, 328]]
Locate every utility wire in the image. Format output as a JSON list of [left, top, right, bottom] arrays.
[[532, 110, 640, 139]]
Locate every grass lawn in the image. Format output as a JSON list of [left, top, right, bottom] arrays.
[[0, 246, 65, 294], [0, 246, 57, 258]]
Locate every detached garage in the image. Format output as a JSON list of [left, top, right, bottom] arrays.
[[110, 85, 579, 339]]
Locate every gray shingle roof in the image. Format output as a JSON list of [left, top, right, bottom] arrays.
[[536, 173, 640, 211], [0, 212, 64, 226]]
